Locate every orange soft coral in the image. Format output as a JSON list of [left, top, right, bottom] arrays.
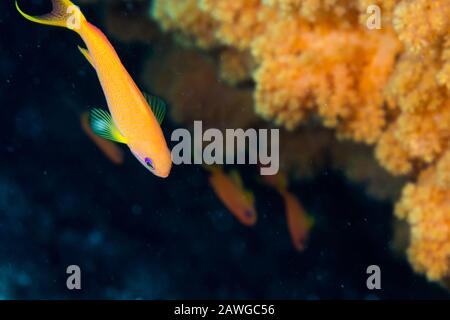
[[151, 0, 218, 49], [218, 48, 255, 86], [199, 0, 275, 50], [375, 123, 413, 175], [376, 0, 450, 172], [253, 20, 400, 142], [264, 0, 360, 25], [393, 0, 450, 55], [437, 35, 450, 93], [152, 0, 402, 143], [395, 166, 450, 282]]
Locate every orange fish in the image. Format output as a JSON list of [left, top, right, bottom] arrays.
[[16, 0, 172, 178], [264, 173, 314, 251], [279, 189, 314, 251], [206, 166, 257, 226], [80, 112, 124, 165]]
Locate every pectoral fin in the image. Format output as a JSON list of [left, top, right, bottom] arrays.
[[78, 46, 94, 68], [244, 191, 255, 205], [143, 92, 166, 124], [305, 214, 315, 229], [89, 108, 128, 144]]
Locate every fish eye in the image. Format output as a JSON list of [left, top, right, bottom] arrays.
[[144, 157, 154, 170], [244, 210, 253, 218]]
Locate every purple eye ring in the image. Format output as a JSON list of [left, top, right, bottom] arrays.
[[144, 157, 154, 170]]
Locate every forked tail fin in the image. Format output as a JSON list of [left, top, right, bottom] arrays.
[[16, 0, 86, 33]]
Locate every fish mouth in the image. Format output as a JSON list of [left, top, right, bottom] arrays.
[[244, 210, 253, 218], [156, 160, 172, 178], [243, 209, 257, 226], [157, 170, 170, 178], [130, 148, 171, 178]]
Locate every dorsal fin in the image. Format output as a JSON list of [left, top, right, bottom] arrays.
[[143, 92, 166, 124]]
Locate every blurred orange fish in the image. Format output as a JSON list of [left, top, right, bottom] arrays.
[[80, 112, 124, 165], [279, 189, 314, 251], [206, 166, 257, 226], [264, 173, 314, 251]]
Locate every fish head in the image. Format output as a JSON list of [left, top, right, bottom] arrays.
[[130, 143, 172, 178], [240, 206, 257, 226]]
